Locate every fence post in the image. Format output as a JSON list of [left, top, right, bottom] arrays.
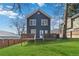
[[20, 36, 23, 46], [13, 40, 15, 44], [2, 39, 5, 48], [34, 34, 36, 44], [8, 40, 9, 46]]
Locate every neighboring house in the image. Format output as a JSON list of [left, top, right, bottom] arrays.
[[27, 9, 51, 39], [66, 13, 79, 38]]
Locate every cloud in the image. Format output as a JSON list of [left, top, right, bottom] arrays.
[[6, 5, 13, 9], [0, 10, 7, 15], [37, 3, 45, 7], [0, 5, 18, 19], [0, 9, 18, 19], [7, 11, 18, 16], [18, 15, 24, 19], [9, 16, 16, 19], [0, 10, 25, 19], [9, 14, 25, 19]]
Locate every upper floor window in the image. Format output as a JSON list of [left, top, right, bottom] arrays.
[[41, 19, 48, 26], [29, 19, 36, 26]]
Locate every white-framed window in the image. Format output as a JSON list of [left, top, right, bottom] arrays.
[[41, 19, 48, 26], [39, 30, 44, 38], [45, 30, 48, 34], [29, 19, 36, 26], [31, 29, 36, 34]]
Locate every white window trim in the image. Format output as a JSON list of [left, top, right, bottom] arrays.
[[41, 19, 48, 26], [29, 19, 36, 26], [31, 29, 36, 34]]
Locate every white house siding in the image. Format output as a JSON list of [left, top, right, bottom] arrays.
[[67, 17, 71, 29], [67, 29, 79, 38], [65, 14, 79, 38], [73, 17, 79, 28], [66, 16, 79, 38], [59, 14, 79, 38]]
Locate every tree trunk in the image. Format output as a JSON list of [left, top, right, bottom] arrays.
[[63, 3, 68, 38]]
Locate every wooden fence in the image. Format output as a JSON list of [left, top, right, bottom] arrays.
[[0, 39, 26, 48], [0, 34, 60, 48]]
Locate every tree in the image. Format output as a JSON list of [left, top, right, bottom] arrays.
[[63, 3, 68, 38], [10, 14, 26, 46], [8, 3, 32, 35], [52, 19, 57, 30], [68, 3, 79, 17], [11, 15, 26, 35]]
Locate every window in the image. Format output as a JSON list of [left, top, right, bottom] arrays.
[[37, 12, 40, 14], [29, 19, 36, 26], [31, 29, 36, 34], [39, 30, 44, 38], [41, 19, 48, 26], [45, 30, 48, 34]]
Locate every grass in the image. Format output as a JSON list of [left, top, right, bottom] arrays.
[[0, 39, 79, 56]]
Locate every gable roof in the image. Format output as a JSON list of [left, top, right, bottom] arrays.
[[26, 9, 52, 19]]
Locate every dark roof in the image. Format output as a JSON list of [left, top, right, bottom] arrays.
[[26, 9, 52, 19]]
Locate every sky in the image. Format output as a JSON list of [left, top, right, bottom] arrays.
[[0, 3, 64, 34]]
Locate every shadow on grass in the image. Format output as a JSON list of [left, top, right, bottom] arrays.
[[24, 38, 79, 46]]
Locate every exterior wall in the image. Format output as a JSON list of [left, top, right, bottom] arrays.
[[66, 17, 79, 38], [73, 17, 79, 28], [67, 31, 79, 38], [67, 17, 72, 29], [60, 14, 79, 38], [27, 11, 50, 39], [60, 17, 79, 38]]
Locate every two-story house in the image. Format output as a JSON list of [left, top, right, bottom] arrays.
[[27, 9, 51, 39]]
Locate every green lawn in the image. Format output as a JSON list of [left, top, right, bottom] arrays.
[[0, 39, 79, 56]]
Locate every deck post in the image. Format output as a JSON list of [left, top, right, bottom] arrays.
[[34, 34, 36, 44]]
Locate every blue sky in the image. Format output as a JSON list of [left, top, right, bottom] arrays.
[[0, 3, 64, 34]]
